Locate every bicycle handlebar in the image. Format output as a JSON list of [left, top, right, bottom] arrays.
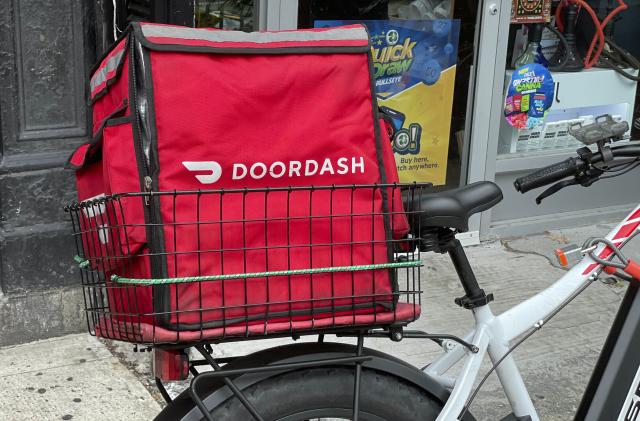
[[514, 157, 586, 193], [514, 144, 640, 194]]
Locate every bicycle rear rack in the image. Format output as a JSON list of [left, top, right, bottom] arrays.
[[185, 333, 369, 421], [155, 327, 476, 420]]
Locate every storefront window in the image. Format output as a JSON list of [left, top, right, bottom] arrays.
[[497, 19, 622, 157], [496, 3, 637, 159], [195, 0, 255, 31], [297, 0, 479, 191]]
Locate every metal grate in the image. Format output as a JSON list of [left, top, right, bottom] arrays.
[[65, 183, 428, 345]]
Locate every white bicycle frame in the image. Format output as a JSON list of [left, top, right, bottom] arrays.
[[423, 203, 640, 421]]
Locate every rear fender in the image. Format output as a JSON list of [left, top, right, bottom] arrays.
[[156, 341, 472, 421]]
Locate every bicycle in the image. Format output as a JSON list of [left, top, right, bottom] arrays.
[[65, 113, 640, 420]]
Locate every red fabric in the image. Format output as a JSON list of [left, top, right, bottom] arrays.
[[72, 119, 143, 269], [139, 22, 370, 50], [102, 122, 146, 255], [74, 161, 113, 271], [69, 144, 91, 169], [148, 50, 395, 325], [92, 57, 130, 130], [75, 24, 411, 334], [95, 303, 421, 343], [106, 255, 154, 325]]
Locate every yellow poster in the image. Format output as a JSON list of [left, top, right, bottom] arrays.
[[317, 20, 460, 185], [378, 66, 457, 185]]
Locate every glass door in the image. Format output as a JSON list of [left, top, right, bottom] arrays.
[[194, 0, 257, 31], [295, 0, 480, 192], [264, 0, 512, 239]]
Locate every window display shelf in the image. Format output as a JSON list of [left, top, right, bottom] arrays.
[[497, 112, 627, 157], [497, 67, 638, 167], [495, 147, 577, 173]]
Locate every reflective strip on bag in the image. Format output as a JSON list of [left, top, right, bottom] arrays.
[[90, 37, 128, 99], [90, 48, 126, 95], [139, 23, 370, 49]]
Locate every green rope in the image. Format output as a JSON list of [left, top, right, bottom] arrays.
[[74, 255, 90, 269], [111, 260, 423, 285]]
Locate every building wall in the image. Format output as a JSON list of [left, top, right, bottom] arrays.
[[0, 0, 96, 345]]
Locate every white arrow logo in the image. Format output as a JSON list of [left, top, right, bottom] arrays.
[[182, 161, 222, 184]]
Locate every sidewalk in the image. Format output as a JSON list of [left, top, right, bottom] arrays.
[[0, 334, 161, 420], [0, 222, 637, 420]]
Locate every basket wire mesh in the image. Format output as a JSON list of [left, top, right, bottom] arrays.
[[66, 183, 428, 345]]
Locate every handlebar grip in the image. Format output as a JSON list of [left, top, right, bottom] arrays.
[[514, 157, 583, 193]]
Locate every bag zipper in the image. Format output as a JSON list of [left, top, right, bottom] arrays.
[[127, 26, 169, 325], [130, 35, 154, 205], [144, 175, 153, 205]]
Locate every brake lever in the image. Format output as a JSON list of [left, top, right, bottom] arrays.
[[535, 165, 604, 204], [535, 178, 579, 204]]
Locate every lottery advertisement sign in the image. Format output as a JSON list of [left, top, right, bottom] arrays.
[[316, 20, 460, 186], [504, 63, 555, 130]]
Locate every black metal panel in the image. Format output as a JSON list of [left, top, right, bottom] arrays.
[[0, 222, 78, 294], [112, 0, 195, 43], [0, 0, 93, 155], [0, 167, 77, 227], [576, 285, 640, 420], [0, 286, 85, 346], [0, 0, 96, 342], [13, 0, 86, 141]]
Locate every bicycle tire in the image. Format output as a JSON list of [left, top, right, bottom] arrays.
[[164, 366, 448, 421]]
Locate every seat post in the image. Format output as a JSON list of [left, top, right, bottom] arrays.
[[447, 239, 494, 310]]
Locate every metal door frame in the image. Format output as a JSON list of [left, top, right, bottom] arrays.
[[257, 0, 298, 30], [464, 0, 511, 239]]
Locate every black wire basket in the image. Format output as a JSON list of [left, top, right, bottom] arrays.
[[65, 183, 428, 345]]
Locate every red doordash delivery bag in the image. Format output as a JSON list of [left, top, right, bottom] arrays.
[[68, 22, 410, 334]]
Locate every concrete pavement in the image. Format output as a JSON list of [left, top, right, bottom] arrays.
[[0, 334, 161, 420], [0, 221, 638, 420]]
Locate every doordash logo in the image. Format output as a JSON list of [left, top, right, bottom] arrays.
[[183, 157, 365, 185], [182, 161, 223, 184]]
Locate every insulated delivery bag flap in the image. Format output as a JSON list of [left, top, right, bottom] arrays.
[[69, 22, 410, 333]]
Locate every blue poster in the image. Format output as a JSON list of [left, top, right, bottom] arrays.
[[316, 20, 460, 186]]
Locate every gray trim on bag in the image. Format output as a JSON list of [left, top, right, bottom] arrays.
[[140, 23, 368, 44], [90, 48, 126, 93], [131, 22, 369, 55], [138, 42, 370, 55]]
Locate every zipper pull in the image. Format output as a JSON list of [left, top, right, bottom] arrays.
[[144, 176, 152, 206]]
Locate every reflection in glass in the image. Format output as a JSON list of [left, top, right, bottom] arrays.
[[395, 0, 452, 20], [195, 0, 255, 31]]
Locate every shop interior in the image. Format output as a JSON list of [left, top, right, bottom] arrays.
[[99, 0, 640, 239]]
